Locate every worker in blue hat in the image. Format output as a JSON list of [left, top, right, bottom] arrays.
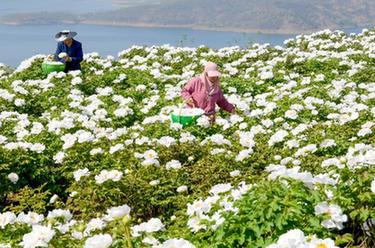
[[54, 30, 83, 72]]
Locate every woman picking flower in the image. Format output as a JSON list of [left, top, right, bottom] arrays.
[[181, 62, 235, 123]]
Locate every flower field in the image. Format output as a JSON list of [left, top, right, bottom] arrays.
[[0, 28, 374, 247]]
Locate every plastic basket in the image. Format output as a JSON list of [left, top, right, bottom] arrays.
[[171, 105, 203, 127], [42, 62, 65, 74]]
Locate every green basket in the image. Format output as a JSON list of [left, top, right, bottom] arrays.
[[42, 62, 65, 74], [171, 105, 203, 127]]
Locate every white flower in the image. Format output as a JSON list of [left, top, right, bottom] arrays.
[[236, 148, 253, 161], [260, 70, 274, 80], [313, 174, 336, 186], [209, 183, 232, 195], [156, 238, 195, 248], [71, 77, 82, 85], [268, 130, 289, 146], [321, 158, 344, 169], [358, 128, 372, 137], [0, 135, 7, 144], [30, 122, 44, 135], [187, 217, 206, 232], [30, 143, 45, 153], [142, 158, 160, 167], [53, 152, 65, 164], [90, 148, 103, 155], [109, 144, 124, 154], [285, 110, 298, 119], [71, 231, 83, 240], [371, 179, 375, 193], [84, 218, 106, 236], [73, 168, 90, 182], [20, 225, 55, 248], [114, 107, 133, 117], [142, 236, 159, 246], [196, 115, 210, 128], [273, 229, 306, 248], [7, 172, 19, 184], [320, 139, 337, 148], [177, 185, 188, 193], [314, 202, 347, 230], [95, 170, 123, 184], [49, 195, 58, 204], [58, 52, 68, 58], [0, 212, 16, 229], [143, 149, 158, 160], [166, 160, 182, 170], [210, 148, 226, 155], [187, 199, 211, 217], [170, 122, 183, 130], [84, 234, 112, 248], [69, 191, 78, 197], [47, 209, 72, 222], [173, 108, 204, 116], [207, 134, 232, 146], [105, 205, 131, 221], [131, 218, 164, 237], [286, 139, 299, 149], [136, 84, 146, 92], [308, 237, 338, 248], [230, 170, 240, 177], [14, 98, 26, 107], [17, 212, 44, 225], [149, 180, 160, 186], [158, 136, 176, 147]]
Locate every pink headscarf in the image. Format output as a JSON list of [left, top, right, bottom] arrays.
[[200, 62, 221, 97]]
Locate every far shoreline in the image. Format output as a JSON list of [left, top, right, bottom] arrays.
[[0, 20, 355, 36]]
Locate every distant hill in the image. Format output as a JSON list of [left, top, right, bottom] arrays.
[[2, 0, 375, 33]]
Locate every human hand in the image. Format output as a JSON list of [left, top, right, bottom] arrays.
[[64, 56, 72, 62], [208, 113, 216, 124], [186, 97, 195, 107]]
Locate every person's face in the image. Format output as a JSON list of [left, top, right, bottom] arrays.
[[208, 76, 219, 83], [64, 38, 73, 46]]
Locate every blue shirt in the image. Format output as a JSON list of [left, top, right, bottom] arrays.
[[55, 39, 83, 71]]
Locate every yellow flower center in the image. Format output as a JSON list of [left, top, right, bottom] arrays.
[[317, 243, 327, 248]]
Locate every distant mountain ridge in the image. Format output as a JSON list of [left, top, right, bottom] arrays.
[[2, 0, 375, 34]]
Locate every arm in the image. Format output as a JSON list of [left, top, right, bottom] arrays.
[[70, 43, 83, 63], [181, 78, 196, 100], [54, 43, 64, 63], [217, 89, 235, 113]]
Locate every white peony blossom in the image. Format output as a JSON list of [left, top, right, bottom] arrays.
[[314, 202, 347, 230], [84, 234, 112, 248], [7, 173, 19, 184], [104, 205, 131, 221], [156, 238, 195, 248], [73, 168, 90, 182], [20, 225, 55, 248], [0, 212, 16, 229], [166, 160, 182, 170], [177, 185, 188, 193]]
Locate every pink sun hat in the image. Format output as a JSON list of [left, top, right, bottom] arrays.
[[204, 62, 221, 77]]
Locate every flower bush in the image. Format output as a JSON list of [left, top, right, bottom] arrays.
[[0, 28, 374, 247]]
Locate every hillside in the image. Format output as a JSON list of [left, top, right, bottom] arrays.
[[91, 0, 375, 33], [1, 0, 375, 33]]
